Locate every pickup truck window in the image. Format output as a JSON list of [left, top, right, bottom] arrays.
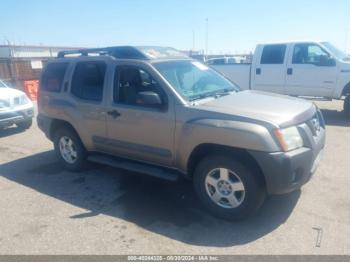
[[292, 44, 329, 65], [0, 80, 6, 88], [154, 60, 238, 101], [260, 44, 286, 64]]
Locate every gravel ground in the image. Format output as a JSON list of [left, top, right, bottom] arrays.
[[0, 100, 349, 255]]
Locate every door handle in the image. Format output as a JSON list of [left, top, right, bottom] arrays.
[[256, 68, 261, 75], [287, 68, 293, 75], [107, 110, 121, 119]]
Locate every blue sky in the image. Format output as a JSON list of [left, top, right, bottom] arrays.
[[1, 0, 349, 54]]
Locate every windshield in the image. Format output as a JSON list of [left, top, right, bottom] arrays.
[[0, 80, 8, 88], [154, 60, 239, 101], [321, 42, 350, 61]]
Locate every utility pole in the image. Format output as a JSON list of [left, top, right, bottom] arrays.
[[345, 29, 348, 53], [192, 30, 195, 51], [346, 29, 349, 54], [205, 18, 209, 61]]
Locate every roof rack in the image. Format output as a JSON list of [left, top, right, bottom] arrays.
[[57, 46, 149, 59], [57, 48, 108, 58]]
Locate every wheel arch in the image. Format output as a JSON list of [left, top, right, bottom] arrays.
[[341, 82, 350, 96], [187, 143, 266, 186], [49, 119, 79, 141]]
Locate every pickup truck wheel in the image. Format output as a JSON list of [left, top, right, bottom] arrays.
[[194, 155, 266, 220], [344, 95, 350, 116], [53, 127, 87, 171], [16, 119, 32, 130]]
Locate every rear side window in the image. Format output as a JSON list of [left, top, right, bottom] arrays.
[[260, 44, 286, 64], [71, 61, 106, 102], [41, 63, 68, 92]]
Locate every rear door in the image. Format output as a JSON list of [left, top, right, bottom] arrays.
[[251, 44, 289, 94], [285, 43, 337, 97], [68, 59, 109, 151]]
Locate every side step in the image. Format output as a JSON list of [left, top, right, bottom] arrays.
[[88, 154, 180, 181]]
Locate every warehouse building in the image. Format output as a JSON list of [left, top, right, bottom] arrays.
[[0, 45, 80, 92]]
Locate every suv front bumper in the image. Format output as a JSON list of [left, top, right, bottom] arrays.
[[249, 127, 325, 195], [0, 106, 34, 128]]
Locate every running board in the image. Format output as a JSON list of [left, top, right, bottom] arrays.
[[88, 154, 180, 181]]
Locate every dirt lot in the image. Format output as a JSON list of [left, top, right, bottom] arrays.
[[0, 100, 349, 255]]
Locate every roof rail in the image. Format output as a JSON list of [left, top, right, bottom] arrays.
[[57, 46, 149, 59], [57, 48, 109, 58]]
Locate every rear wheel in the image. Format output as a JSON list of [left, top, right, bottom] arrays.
[[344, 95, 350, 116], [16, 119, 32, 130], [193, 155, 266, 220], [53, 127, 87, 171]]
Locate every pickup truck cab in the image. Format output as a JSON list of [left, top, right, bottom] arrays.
[[212, 41, 350, 114], [37, 46, 325, 220]]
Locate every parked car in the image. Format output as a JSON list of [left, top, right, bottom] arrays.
[[0, 79, 34, 130], [37, 46, 325, 220], [211, 41, 350, 114], [207, 57, 235, 65], [207, 56, 245, 65]]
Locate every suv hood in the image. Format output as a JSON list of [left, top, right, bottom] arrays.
[[0, 87, 25, 100], [197, 90, 315, 127]]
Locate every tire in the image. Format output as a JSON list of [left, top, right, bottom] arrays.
[[16, 119, 32, 130], [193, 155, 266, 220], [53, 127, 87, 171], [344, 95, 350, 116]]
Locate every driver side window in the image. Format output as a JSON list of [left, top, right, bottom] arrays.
[[114, 66, 165, 107], [292, 44, 330, 65]]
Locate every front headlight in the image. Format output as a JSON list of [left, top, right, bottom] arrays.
[[274, 126, 303, 152]]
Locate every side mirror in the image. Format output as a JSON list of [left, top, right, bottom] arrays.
[[136, 91, 162, 106], [319, 56, 336, 67]]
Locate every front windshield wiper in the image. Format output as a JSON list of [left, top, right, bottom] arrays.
[[213, 88, 236, 96], [189, 88, 236, 102]]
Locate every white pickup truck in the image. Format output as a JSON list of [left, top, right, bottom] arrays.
[[212, 41, 350, 114]]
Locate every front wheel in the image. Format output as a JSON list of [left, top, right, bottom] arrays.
[[16, 119, 32, 130], [194, 155, 266, 220], [53, 127, 87, 171]]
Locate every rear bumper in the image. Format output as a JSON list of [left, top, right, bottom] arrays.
[[0, 107, 34, 127], [249, 128, 325, 195], [37, 113, 53, 140]]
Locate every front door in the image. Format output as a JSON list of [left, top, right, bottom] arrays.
[[104, 65, 175, 167], [285, 43, 337, 97], [252, 44, 288, 94]]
